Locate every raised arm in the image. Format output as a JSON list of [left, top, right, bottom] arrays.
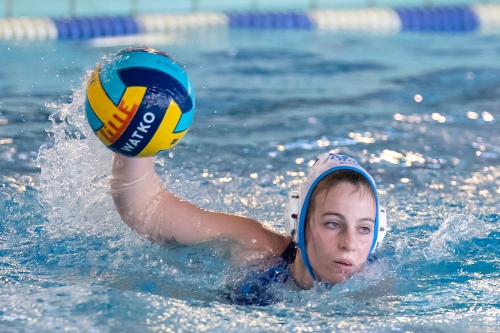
[[110, 154, 288, 255]]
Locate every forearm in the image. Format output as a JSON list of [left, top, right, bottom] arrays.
[[110, 154, 166, 239]]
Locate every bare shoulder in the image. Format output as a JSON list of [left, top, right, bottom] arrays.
[[228, 223, 292, 265]]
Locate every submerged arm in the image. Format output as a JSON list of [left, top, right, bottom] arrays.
[[110, 154, 287, 253]]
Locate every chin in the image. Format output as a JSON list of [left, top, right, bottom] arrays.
[[319, 267, 362, 285], [319, 272, 352, 285]]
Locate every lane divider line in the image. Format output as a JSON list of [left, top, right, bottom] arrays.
[[0, 5, 499, 40]]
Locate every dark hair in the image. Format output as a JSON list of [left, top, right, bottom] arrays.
[[305, 170, 375, 225]]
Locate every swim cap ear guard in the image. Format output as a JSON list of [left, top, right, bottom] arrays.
[[284, 153, 388, 281]]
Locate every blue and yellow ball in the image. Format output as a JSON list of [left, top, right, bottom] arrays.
[[85, 46, 195, 157]]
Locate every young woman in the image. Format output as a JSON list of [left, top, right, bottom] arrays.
[[110, 152, 387, 305]]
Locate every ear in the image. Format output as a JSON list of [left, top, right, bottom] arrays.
[[371, 206, 387, 253], [284, 190, 300, 242]]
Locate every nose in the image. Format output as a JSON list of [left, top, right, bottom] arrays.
[[338, 228, 356, 252]]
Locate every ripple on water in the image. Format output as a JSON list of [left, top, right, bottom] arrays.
[[1, 31, 500, 331]]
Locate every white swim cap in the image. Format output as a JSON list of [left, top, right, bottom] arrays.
[[284, 153, 387, 281]]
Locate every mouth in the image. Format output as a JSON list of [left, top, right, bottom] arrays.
[[333, 260, 354, 271]]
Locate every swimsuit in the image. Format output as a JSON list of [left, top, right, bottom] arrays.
[[225, 241, 297, 306], [224, 242, 378, 306]]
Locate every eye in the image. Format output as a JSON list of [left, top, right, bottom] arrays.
[[325, 222, 340, 230], [359, 226, 372, 234]]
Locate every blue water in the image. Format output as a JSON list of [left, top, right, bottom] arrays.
[[1, 29, 500, 332]]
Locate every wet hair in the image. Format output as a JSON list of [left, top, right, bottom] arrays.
[[304, 170, 375, 225]]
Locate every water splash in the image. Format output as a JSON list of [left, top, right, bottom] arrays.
[[425, 214, 490, 261], [35, 72, 125, 239]]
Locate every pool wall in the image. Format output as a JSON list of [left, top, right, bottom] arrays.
[[0, 0, 499, 18], [2, 1, 500, 40]]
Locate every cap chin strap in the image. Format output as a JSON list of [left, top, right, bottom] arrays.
[[284, 189, 388, 277]]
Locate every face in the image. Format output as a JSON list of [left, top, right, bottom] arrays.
[[305, 182, 376, 284]]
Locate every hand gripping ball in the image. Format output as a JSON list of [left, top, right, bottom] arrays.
[[85, 46, 195, 157]]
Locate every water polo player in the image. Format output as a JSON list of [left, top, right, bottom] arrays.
[[110, 152, 387, 304]]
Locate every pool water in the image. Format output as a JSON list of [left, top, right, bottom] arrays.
[[1, 29, 500, 332]]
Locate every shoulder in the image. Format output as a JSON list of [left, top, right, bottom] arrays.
[[230, 229, 292, 265], [254, 230, 292, 257]]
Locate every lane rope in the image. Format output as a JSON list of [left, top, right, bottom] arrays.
[[1, 4, 499, 40]]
